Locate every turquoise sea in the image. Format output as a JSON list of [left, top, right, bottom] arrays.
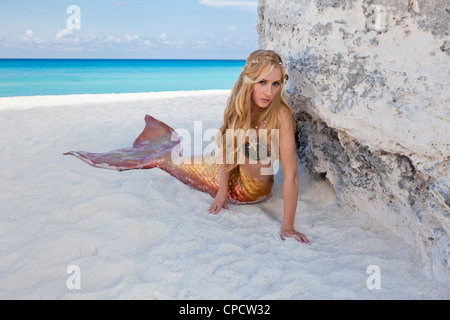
[[0, 59, 245, 97]]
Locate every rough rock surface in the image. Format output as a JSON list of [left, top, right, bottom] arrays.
[[257, 0, 449, 282]]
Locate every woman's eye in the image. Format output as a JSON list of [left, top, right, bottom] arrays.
[[273, 82, 280, 87], [259, 81, 266, 85]]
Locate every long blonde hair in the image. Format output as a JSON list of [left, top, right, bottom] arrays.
[[217, 49, 292, 171]]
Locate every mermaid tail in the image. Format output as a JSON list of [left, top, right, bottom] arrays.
[[64, 115, 178, 171], [64, 115, 272, 203]]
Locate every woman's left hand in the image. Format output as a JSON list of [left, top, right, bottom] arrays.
[[281, 228, 310, 244]]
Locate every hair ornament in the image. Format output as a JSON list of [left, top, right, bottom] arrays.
[[243, 52, 284, 71]]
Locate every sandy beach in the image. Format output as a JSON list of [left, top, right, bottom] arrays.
[[0, 90, 448, 299]]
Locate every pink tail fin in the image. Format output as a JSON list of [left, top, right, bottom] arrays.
[[64, 115, 180, 171]]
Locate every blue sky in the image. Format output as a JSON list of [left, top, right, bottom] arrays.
[[0, 0, 259, 59]]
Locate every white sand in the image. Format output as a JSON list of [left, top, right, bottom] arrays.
[[0, 90, 448, 300]]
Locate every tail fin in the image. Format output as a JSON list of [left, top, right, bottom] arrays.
[[64, 115, 180, 171]]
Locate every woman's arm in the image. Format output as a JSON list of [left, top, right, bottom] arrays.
[[278, 108, 310, 244], [209, 161, 230, 214]]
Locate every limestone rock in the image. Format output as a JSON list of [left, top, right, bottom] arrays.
[[258, 0, 449, 282]]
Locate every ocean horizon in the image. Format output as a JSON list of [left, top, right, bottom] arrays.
[[0, 59, 245, 98]]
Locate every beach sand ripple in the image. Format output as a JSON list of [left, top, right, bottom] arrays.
[[0, 91, 448, 299]]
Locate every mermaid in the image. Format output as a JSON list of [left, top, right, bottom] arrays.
[[64, 50, 310, 244]]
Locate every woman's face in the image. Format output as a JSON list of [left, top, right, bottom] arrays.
[[251, 66, 282, 111]]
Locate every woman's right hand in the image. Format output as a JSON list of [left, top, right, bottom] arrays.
[[208, 190, 229, 214]]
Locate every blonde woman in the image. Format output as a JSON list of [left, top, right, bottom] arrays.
[[65, 50, 310, 244], [209, 50, 309, 244]]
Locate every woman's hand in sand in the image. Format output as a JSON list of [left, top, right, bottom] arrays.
[[209, 190, 228, 214], [281, 228, 310, 244]]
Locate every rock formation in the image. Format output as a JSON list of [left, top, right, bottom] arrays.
[[257, 0, 449, 282]]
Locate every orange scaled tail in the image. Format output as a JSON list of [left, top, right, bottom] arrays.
[[64, 115, 272, 203]]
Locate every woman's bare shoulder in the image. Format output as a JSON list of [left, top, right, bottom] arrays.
[[276, 106, 293, 125]]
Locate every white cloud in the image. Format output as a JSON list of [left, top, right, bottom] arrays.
[[157, 33, 185, 47], [106, 35, 122, 44], [122, 34, 152, 48], [112, 2, 127, 8], [17, 30, 152, 53], [2, 26, 252, 58], [158, 33, 169, 41], [55, 29, 74, 41], [23, 30, 43, 44], [199, 0, 258, 10], [124, 34, 138, 41]]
